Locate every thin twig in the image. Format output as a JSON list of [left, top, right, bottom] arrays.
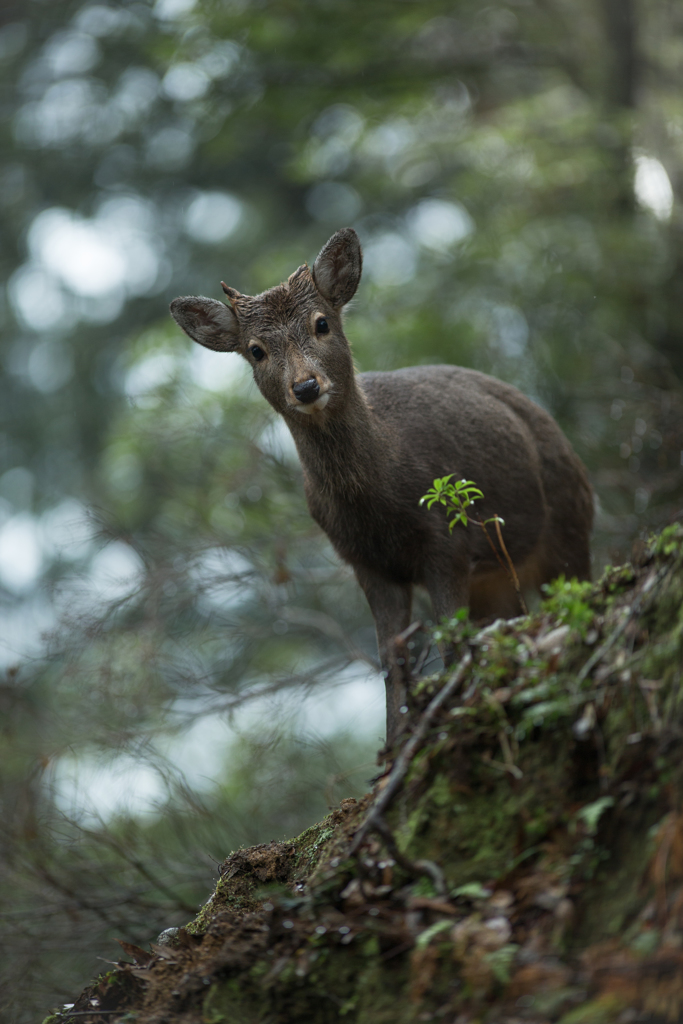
[[396, 621, 423, 645], [413, 642, 432, 676], [575, 565, 669, 687], [492, 517, 528, 615], [372, 816, 447, 895], [57, 1014, 123, 1020], [347, 649, 473, 857], [475, 519, 510, 576], [281, 605, 380, 669], [471, 516, 527, 615]]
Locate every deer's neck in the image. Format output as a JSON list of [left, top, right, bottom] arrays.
[[283, 379, 390, 497]]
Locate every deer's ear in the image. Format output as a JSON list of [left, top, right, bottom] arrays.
[[312, 227, 362, 308], [169, 296, 240, 352]]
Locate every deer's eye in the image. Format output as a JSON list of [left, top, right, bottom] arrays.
[[249, 345, 266, 362], [315, 318, 329, 335]]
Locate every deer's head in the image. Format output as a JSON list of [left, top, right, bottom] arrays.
[[170, 228, 362, 419]]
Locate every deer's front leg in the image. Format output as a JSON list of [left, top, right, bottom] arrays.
[[354, 566, 412, 748], [423, 559, 471, 669]]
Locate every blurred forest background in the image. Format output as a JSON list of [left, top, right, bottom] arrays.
[[1, 0, 682, 1018]]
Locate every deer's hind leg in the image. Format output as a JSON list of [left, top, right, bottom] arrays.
[[469, 568, 522, 620], [354, 566, 413, 747]]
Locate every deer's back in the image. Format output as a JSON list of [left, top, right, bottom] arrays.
[[358, 363, 573, 491], [353, 364, 591, 577]]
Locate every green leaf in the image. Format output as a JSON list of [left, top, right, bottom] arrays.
[[452, 882, 491, 899], [415, 919, 453, 949], [576, 797, 615, 835], [484, 944, 519, 984]]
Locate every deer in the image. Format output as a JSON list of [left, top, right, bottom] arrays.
[[170, 227, 593, 747]]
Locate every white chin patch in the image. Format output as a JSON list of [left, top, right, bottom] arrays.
[[295, 392, 330, 415]]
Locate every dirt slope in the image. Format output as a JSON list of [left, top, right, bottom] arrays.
[[44, 524, 683, 1024]]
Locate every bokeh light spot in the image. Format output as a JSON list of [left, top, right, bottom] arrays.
[[184, 191, 242, 243], [634, 154, 674, 220]]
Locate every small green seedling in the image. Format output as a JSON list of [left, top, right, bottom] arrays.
[[420, 475, 527, 615], [419, 475, 501, 532]]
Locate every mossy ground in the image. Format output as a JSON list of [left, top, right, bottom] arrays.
[[45, 525, 683, 1024]]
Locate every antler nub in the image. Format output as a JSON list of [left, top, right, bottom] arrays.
[[221, 282, 241, 307]]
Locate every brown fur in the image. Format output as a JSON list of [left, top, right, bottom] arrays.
[[170, 228, 593, 744]]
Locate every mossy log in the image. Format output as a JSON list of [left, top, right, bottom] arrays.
[[44, 525, 683, 1024]]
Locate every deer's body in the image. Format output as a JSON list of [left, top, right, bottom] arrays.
[[171, 229, 593, 745]]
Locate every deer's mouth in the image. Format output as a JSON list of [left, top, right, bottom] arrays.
[[293, 390, 331, 415]]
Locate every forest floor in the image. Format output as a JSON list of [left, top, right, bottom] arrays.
[[43, 524, 683, 1024]]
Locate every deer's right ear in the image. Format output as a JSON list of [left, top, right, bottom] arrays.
[[312, 227, 362, 308], [169, 296, 240, 352]]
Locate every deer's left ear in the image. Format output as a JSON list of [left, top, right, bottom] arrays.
[[170, 296, 240, 352], [312, 227, 362, 308]]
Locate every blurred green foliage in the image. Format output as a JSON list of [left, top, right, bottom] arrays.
[[0, 0, 682, 1018]]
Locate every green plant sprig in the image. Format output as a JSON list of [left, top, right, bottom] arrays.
[[420, 476, 527, 615], [419, 476, 503, 533]]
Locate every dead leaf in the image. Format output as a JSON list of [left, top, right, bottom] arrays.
[[116, 940, 155, 967]]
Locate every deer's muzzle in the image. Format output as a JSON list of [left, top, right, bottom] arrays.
[[292, 378, 321, 404]]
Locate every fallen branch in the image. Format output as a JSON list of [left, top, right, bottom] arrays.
[[347, 649, 473, 857]]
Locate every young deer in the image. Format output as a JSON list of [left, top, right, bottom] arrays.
[[171, 228, 593, 745]]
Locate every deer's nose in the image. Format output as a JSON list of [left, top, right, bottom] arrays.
[[292, 378, 320, 404]]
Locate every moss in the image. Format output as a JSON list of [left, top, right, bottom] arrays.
[[653, 523, 683, 557], [558, 992, 628, 1023], [572, 803, 662, 945], [187, 806, 364, 935], [187, 873, 264, 934], [290, 821, 336, 875], [205, 946, 402, 1024], [353, 963, 415, 1024], [203, 980, 262, 1024]]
